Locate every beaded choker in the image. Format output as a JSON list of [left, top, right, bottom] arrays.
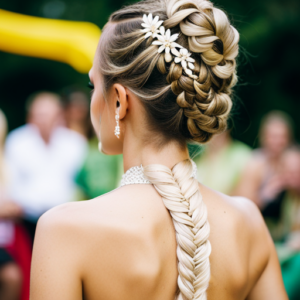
[[120, 160, 198, 186]]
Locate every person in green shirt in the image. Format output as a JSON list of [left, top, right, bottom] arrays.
[[193, 130, 252, 195], [75, 137, 123, 199]]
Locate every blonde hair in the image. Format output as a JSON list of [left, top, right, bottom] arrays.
[[98, 0, 239, 298]]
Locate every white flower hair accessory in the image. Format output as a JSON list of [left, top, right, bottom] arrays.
[[174, 48, 197, 79], [140, 13, 198, 80], [152, 26, 183, 63], [141, 13, 163, 39]]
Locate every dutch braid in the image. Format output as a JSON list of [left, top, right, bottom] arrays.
[[143, 159, 211, 300], [156, 0, 239, 143]]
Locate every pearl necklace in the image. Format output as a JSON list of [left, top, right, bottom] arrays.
[[120, 160, 198, 186]]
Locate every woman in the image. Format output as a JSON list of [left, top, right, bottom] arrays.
[[234, 111, 293, 211], [30, 0, 287, 299]]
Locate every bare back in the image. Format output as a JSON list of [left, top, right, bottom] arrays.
[[30, 182, 287, 300]]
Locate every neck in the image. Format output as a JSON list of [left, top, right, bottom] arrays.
[[122, 132, 189, 173]]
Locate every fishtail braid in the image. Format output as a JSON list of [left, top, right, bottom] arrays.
[[143, 159, 211, 300]]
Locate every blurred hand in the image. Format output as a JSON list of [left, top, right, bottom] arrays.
[[0, 201, 24, 220], [260, 174, 285, 203], [286, 231, 300, 251]]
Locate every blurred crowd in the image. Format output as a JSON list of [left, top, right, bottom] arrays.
[[195, 111, 300, 299], [0, 90, 123, 300], [0, 92, 300, 300]]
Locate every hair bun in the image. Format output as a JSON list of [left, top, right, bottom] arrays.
[[162, 0, 239, 143]]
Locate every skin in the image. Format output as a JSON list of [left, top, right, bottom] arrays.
[[281, 150, 300, 194], [280, 150, 300, 250], [30, 23, 288, 300], [0, 201, 23, 220], [0, 263, 22, 300], [27, 94, 64, 144], [64, 92, 90, 138]]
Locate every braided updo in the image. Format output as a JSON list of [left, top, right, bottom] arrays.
[[98, 0, 239, 299], [99, 0, 239, 144]]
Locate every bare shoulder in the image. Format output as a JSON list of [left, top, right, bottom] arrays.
[[36, 183, 171, 270], [225, 194, 271, 256], [31, 185, 163, 300], [201, 184, 272, 297], [38, 182, 167, 234], [34, 185, 176, 299], [202, 183, 266, 231], [203, 184, 270, 259], [36, 200, 91, 243], [30, 201, 92, 300], [225, 195, 266, 231], [33, 200, 94, 275]]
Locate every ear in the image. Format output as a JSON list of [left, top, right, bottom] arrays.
[[112, 83, 128, 120]]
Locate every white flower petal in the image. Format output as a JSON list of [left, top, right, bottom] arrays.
[[165, 52, 173, 62], [185, 68, 193, 76], [148, 13, 153, 23], [158, 45, 165, 53], [141, 28, 150, 33], [181, 60, 187, 68], [157, 34, 165, 42], [144, 31, 152, 39], [153, 15, 159, 25], [170, 42, 183, 49], [188, 62, 195, 69], [170, 33, 179, 42], [152, 32, 160, 38], [186, 57, 195, 63], [159, 26, 165, 35], [165, 47, 170, 54], [152, 40, 163, 45], [155, 20, 164, 29], [141, 23, 149, 28], [143, 14, 148, 24], [174, 57, 182, 63], [181, 48, 188, 55], [171, 47, 180, 56], [166, 29, 171, 40]]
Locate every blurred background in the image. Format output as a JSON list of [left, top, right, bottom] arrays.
[[0, 0, 299, 299]]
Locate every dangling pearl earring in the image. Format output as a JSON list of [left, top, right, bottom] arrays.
[[114, 108, 120, 139], [98, 141, 103, 153]]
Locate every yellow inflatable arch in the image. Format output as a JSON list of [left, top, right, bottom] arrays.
[[0, 9, 101, 73]]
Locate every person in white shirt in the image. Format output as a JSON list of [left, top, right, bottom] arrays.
[[4, 92, 87, 242]]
